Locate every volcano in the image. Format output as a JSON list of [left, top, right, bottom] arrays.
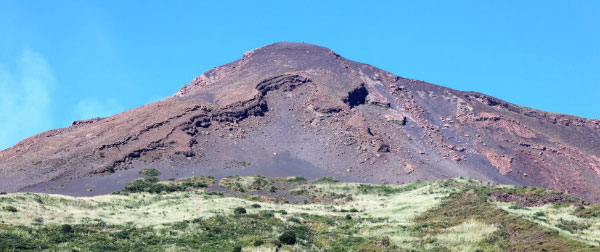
[[1, 42, 599, 202]]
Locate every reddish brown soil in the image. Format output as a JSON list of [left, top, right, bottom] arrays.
[[1, 42, 599, 201]]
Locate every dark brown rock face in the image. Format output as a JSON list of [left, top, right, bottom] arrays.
[[1, 42, 599, 201]]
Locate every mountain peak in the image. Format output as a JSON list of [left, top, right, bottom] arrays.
[[175, 42, 347, 97], [242, 42, 340, 59]]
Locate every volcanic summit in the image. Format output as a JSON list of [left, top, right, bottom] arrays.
[[1, 42, 599, 202]]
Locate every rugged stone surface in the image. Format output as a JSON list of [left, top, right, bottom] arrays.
[[1, 42, 599, 202]]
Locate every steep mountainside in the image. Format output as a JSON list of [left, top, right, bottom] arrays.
[[1, 42, 599, 202]]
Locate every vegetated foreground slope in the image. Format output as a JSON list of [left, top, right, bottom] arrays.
[[0, 176, 599, 251], [0, 42, 599, 203]]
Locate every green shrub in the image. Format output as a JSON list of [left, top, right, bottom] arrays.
[[253, 238, 264, 246], [232, 245, 242, 252], [139, 168, 161, 177], [269, 186, 277, 193], [251, 176, 269, 190], [119, 175, 215, 194], [122, 177, 158, 193], [60, 224, 74, 234], [285, 176, 307, 184], [112, 229, 130, 239], [234, 207, 247, 215], [314, 177, 339, 183], [380, 236, 391, 247], [251, 203, 261, 208], [3, 205, 17, 212], [279, 231, 297, 245]]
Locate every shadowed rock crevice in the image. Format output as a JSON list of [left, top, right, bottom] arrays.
[[344, 85, 368, 108]]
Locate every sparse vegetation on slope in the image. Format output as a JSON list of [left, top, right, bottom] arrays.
[[0, 176, 598, 251]]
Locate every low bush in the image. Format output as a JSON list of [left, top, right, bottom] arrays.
[[139, 168, 161, 177], [253, 238, 264, 246], [119, 176, 215, 194], [285, 176, 307, 184], [279, 231, 297, 245], [60, 224, 74, 234], [269, 186, 277, 193], [314, 177, 339, 184], [3, 206, 17, 212], [234, 207, 247, 215]]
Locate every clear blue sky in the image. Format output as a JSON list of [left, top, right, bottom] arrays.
[[0, 1, 598, 149]]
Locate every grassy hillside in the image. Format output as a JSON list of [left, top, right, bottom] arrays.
[[1, 175, 599, 251]]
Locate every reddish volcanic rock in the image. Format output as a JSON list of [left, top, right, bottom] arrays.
[[1, 42, 599, 202]]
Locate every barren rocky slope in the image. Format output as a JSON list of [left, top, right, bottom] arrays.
[[1, 42, 599, 201]]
